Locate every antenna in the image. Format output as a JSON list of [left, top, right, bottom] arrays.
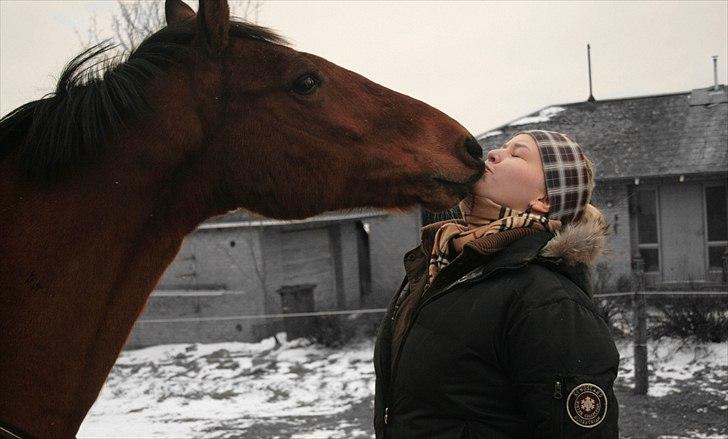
[[587, 44, 595, 102], [713, 55, 719, 91]]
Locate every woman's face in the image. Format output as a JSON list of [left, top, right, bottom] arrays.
[[470, 133, 548, 212]]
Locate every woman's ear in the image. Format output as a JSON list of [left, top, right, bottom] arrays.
[[529, 195, 550, 215]]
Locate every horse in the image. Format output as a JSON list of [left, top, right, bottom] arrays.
[[0, 0, 483, 437]]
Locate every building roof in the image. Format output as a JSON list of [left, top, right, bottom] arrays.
[[476, 86, 728, 180]]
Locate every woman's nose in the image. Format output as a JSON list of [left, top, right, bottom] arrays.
[[487, 148, 502, 163]]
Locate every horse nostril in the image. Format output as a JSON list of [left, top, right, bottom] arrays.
[[464, 136, 483, 161]]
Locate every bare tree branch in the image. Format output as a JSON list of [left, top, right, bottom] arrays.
[[77, 0, 262, 53]]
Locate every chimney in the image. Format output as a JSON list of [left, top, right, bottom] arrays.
[[713, 55, 719, 91], [688, 56, 727, 106], [587, 44, 595, 102]]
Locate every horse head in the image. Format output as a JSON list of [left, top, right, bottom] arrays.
[[161, 0, 484, 220]]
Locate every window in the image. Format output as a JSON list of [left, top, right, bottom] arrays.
[[635, 189, 660, 272], [705, 185, 727, 270]]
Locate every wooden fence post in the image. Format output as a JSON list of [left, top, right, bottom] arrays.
[[631, 251, 648, 395]]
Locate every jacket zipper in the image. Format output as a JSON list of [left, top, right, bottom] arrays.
[[391, 303, 401, 323], [553, 380, 564, 438], [554, 380, 562, 399], [382, 279, 409, 428], [384, 262, 528, 427]]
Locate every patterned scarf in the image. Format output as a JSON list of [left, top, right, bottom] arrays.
[[427, 197, 561, 286]]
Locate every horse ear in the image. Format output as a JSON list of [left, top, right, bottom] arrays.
[[196, 0, 230, 56], [165, 0, 195, 25]]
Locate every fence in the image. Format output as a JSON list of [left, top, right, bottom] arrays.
[[137, 255, 727, 394], [593, 252, 728, 395]]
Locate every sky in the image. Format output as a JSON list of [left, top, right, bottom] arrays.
[[1, 0, 726, 136]]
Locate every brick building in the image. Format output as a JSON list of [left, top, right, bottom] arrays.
[[475, 84, 728, 291]]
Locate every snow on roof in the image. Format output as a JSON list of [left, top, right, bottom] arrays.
[[508, 106, 566, 126], [477, 130, 503, 140]]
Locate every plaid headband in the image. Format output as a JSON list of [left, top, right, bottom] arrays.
[[516, 130, 592, 223]]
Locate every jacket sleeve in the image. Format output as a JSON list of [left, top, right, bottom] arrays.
[[505, 296, 620, 438]]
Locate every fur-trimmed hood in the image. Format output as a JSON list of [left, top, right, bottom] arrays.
[[540, 205, 610, 266]]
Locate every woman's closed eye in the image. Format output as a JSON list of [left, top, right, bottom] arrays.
[[506, 149, 523, 159]]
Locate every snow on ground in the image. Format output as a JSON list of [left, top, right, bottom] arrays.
[[616, 338, 727, 399], [79, 335, 726, 438], [78, 333, 375, 438]]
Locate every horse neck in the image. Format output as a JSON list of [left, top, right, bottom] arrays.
[[0, 92, 234, 437]]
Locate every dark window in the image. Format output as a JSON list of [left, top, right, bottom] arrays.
[[708, 246, 727, 269], [635, 188, 660, 272], [637, 189, 658, 244], [639, 248, 660, 273], [706, 186, 727, 242]]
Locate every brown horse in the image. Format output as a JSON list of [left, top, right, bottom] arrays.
[[0, 0, 483, 437]]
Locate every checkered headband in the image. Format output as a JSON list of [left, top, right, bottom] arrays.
[[517, 130, 592, 223]]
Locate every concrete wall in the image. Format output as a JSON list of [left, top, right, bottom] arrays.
[[339, 221, 363, 308], [364, 209, 422, 308], [126, 212, 422, 348], [126, 291, 268, 347], [127, 227, 268, 347], [156, 227, 266, 294], [591, 182, 633, 290]]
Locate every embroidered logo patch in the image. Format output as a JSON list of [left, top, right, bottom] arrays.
[[566, 383, 608, 428]]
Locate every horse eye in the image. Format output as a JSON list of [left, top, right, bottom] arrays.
[[291, 74, 320, 95]]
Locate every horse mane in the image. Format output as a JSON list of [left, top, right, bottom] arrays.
[[0, 20, 286, 179]]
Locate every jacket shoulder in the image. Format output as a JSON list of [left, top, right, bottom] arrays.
[[505, 262, 594, 311]]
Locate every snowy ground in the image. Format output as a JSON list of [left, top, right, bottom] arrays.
[[78, 334, 375, 438], [78, 335, 727, 438], [615, 338, 727, 399]]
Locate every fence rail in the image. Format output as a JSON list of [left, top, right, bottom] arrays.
[[139, 277, 726, 395], [138, 290, 728, 324], [594, 291, 728, 298], [138, 307, 389, 324]]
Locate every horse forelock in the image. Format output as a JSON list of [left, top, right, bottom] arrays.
[[0, 19, 286, 180]]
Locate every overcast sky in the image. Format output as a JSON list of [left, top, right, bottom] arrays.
[[1, 0, 726, 136]]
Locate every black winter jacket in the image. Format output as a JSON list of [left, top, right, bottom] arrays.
[[373, 220, 620, 439]]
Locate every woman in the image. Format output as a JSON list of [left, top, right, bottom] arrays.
[[374, 130, 619, 438]]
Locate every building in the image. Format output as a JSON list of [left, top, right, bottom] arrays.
[[126, 209, 421, 347], [475, 84, 728, 291]]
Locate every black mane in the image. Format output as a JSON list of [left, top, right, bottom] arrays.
[[0, 20, 285, 179]]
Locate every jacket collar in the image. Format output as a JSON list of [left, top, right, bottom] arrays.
[[420, 207, 610, 268], [417, 217, 604, 296], [418, 218, 552, 270]]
